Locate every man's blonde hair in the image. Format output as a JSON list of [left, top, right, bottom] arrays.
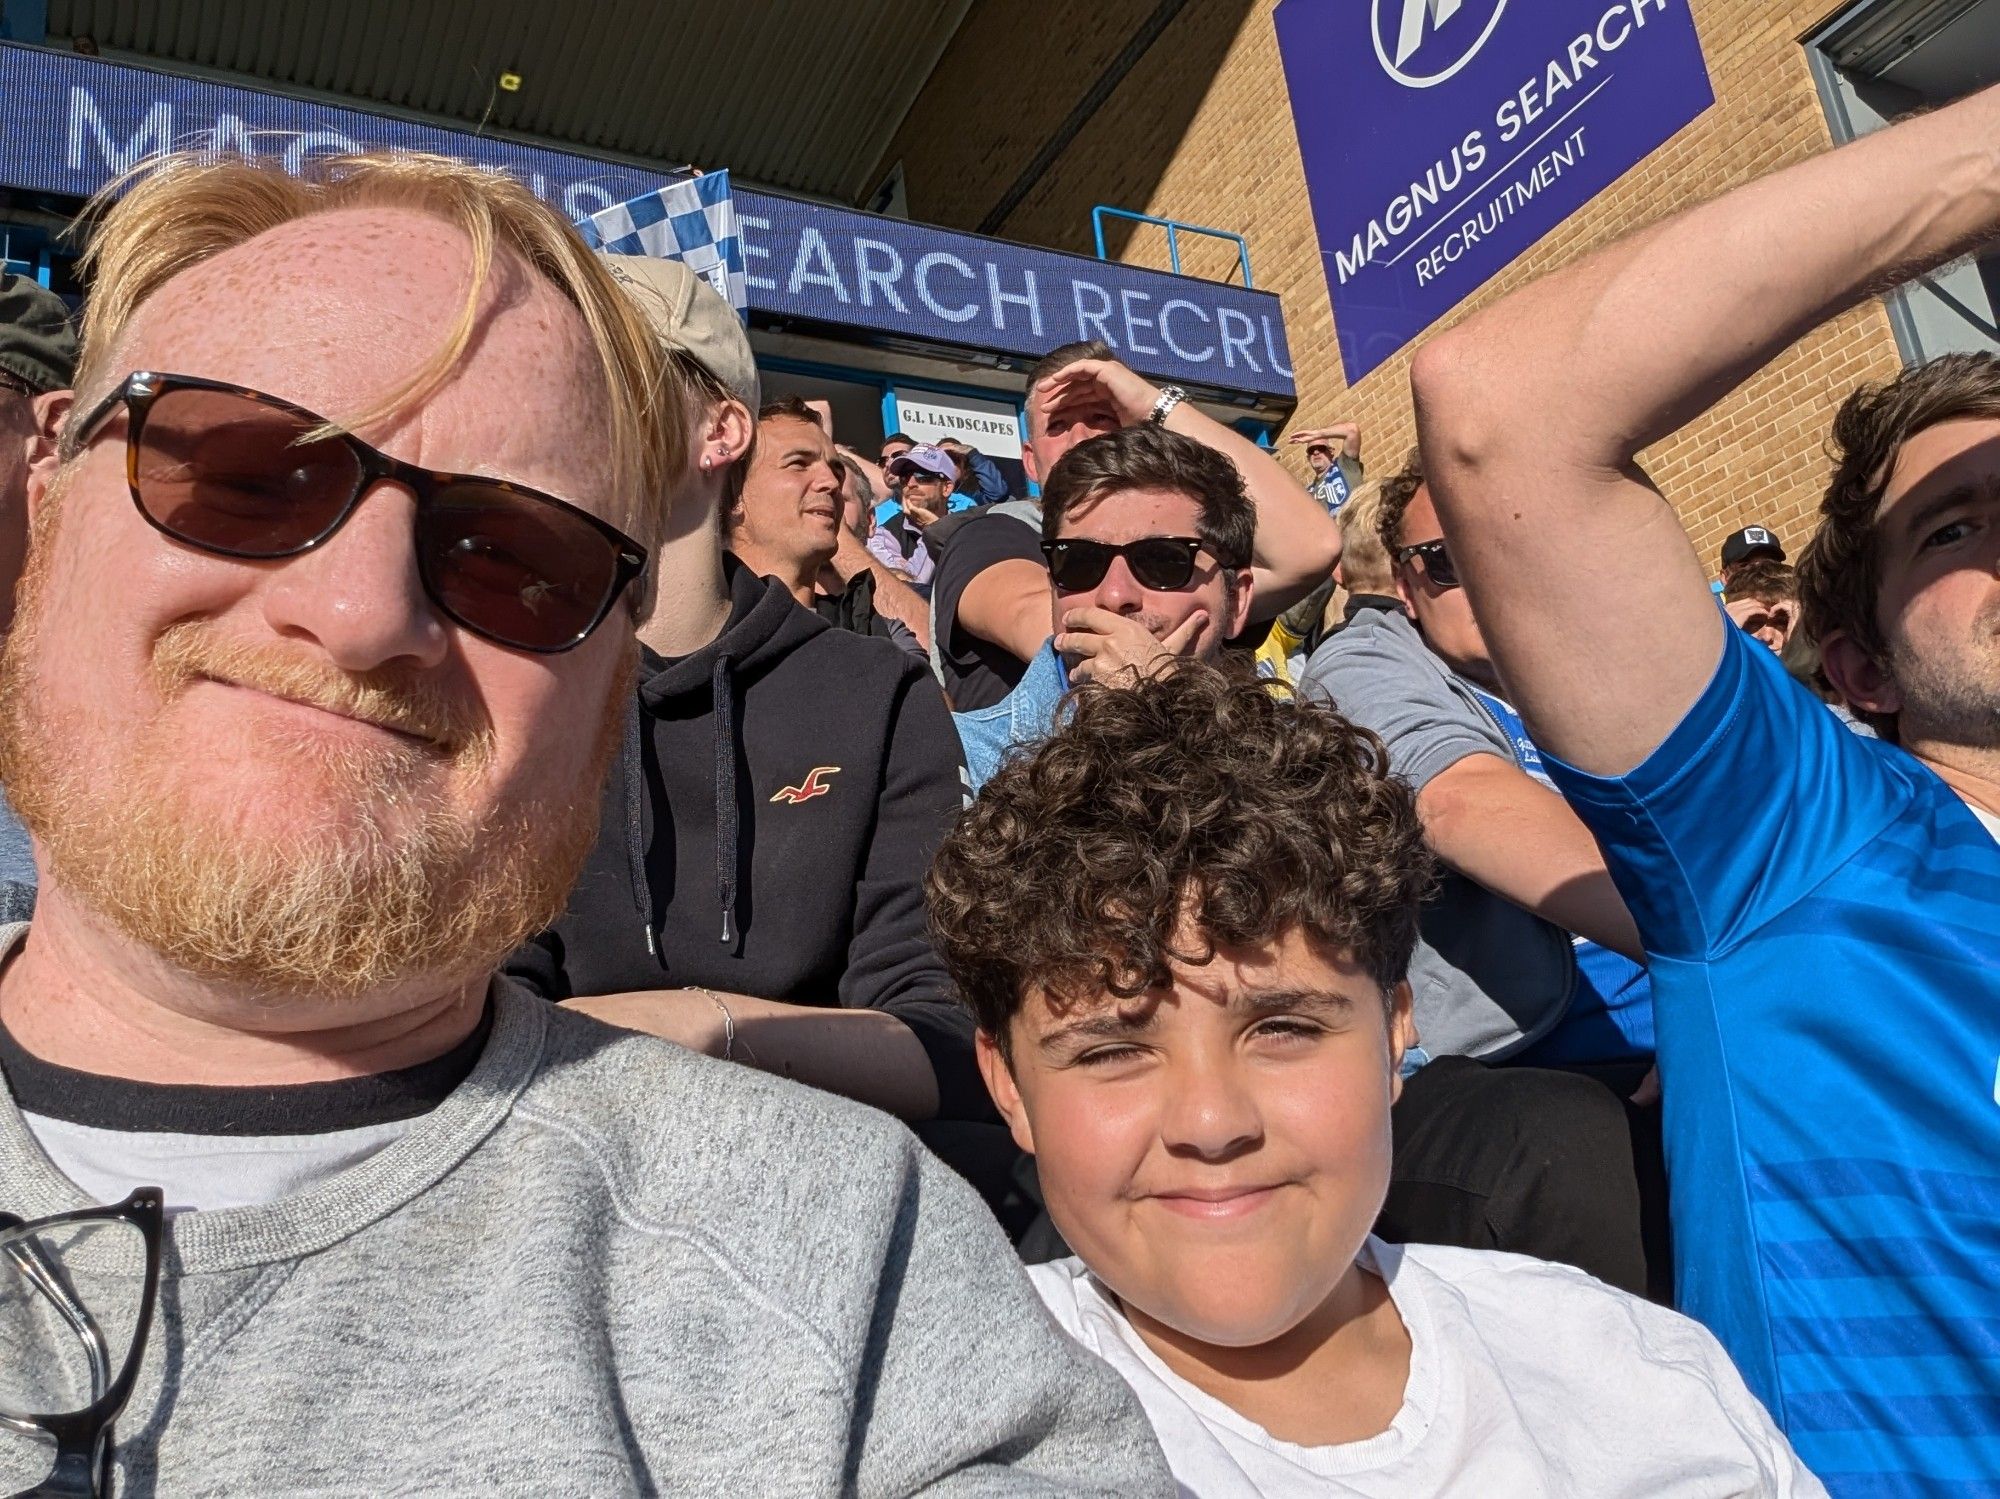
[[72, 150, 686, 562], [1335, 480, 1395, 595]]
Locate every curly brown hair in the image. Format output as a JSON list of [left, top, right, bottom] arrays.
[[1799, 352, 2000, 738], [1375, 445, 1427, 559], [926, 662, 1436, 1048]]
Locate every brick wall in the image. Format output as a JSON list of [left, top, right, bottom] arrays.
[[875, 0, 1905, 567]]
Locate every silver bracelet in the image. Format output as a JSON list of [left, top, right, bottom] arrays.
[[695, 986, 735, 1061], [1147, 384, 1188, 426]]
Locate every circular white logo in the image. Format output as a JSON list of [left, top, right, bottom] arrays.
[[1371, 0, 1509, 89]]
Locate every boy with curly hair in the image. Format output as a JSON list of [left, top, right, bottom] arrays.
[[927, 664, 1820, 1496]]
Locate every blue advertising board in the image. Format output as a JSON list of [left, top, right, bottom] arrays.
[[0, 43, 1295, 400], [1275, 0, 1712, 384]]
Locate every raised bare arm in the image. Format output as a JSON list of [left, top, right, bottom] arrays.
[[1034, 359, 1342, 615], [830, 530, 932, 652], [1410, 83, 2000, 775]]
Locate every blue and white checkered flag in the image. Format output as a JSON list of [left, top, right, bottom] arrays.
[[583, 170, 746, 316]]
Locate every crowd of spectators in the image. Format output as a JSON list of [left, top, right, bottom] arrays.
[[0, 72, 1995, 1499]]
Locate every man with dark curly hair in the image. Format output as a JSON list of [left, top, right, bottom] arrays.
[[927, 664, 1817, 1496]]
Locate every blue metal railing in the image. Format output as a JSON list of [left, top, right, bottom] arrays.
[[0, 228, 50, 287], [1091, 205, 1253, 288]]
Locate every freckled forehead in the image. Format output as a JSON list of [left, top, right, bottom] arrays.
[[116, 206, 617, 510]]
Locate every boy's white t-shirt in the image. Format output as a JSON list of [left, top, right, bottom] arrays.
[[1028, 1237, 1826, 1498]]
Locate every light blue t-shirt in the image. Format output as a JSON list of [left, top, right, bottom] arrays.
[[953, 641, 1067, 796], [1546, 625, 2000, 1495]]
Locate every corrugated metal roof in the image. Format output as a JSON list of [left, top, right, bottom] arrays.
[[46, 0, 972, 201]]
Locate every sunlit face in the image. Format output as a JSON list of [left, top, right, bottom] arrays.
[[982, 923, 1412, 1349], [1825, 418, 2000, 749], [736, 414, 841, 571], [880, 437, 914, 493], [1391, 483, 1495, 691], [0, 208, 630, 1001], [1024, 374, 1120, 486], [1307, 448, 1332, 476], [1725, 594, 1797, 655], [899, 469, 951, 527], [1049, 488, 1252, 662]]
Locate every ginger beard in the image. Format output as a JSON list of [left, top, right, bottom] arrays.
[[0, 483, 626, 1000]]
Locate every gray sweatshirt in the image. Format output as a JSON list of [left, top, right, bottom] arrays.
[[0, 967, 1172, 1496]]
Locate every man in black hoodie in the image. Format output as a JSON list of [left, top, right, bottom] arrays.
[[507, 258, 976, 1126], [728, 396, 932, 654]]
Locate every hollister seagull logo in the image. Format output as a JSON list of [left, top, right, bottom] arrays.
[[771, 767, 840, 805], [1373, 0, 1508, 89]]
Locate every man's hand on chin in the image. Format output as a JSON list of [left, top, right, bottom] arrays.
[[1058, 606, 1207, 686]]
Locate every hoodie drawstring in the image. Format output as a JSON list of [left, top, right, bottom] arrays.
[[627, 655, 743, 962], [712, 654, 740, 947], [622, 689, 656, 962]]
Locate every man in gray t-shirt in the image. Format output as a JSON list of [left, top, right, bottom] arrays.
[[1300, 449, 1663, 1300]]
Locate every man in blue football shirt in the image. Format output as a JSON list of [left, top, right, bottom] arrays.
[[1409, 83, 2000, 1495]]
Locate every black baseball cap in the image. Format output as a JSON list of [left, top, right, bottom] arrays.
[[1720, 526, 1784, 568], [0, 273, 76, 396]]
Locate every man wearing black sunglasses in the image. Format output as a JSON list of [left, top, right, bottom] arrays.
[[956, 424, 1253, 792], [1042, 431, 1253, 686], [929, 340, 1337, 713], [0, 153, 1166, 1497]]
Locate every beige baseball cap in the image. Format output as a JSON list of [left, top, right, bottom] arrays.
[[601, 254, 760, 411]]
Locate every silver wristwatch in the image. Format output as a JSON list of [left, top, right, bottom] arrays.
[[1146, 384, 1188, 425]]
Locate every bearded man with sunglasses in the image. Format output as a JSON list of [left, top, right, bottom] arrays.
[[0, 150, 1167, 1498], [1299, 449, 1665, 1300]]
